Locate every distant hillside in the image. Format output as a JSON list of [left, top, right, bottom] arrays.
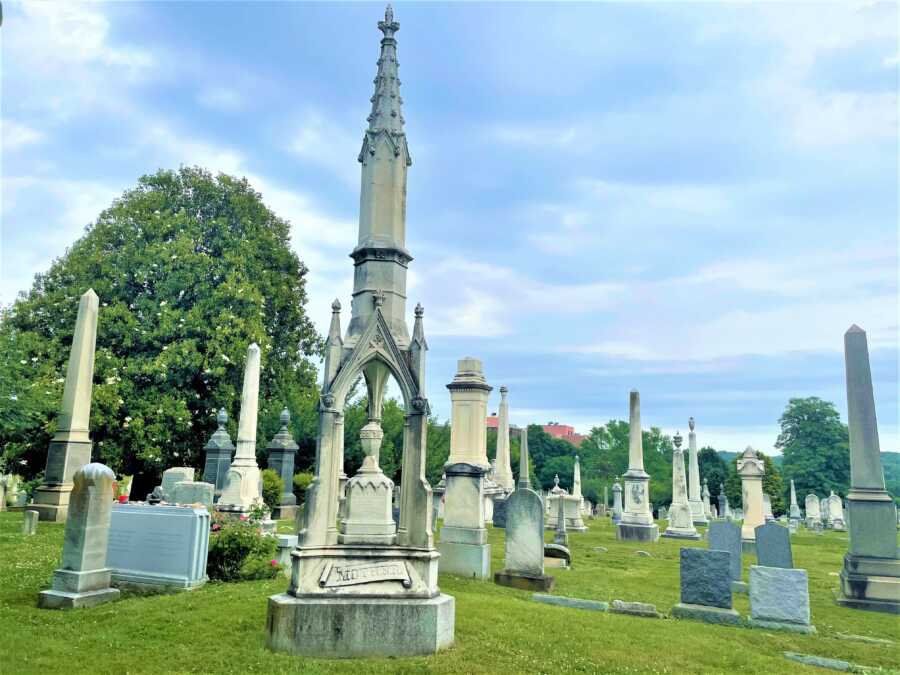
[[718, 451, 781, 467]]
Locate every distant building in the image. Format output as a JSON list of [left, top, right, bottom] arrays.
[[486, 413, 518, 432], [542, 422, 586, 447]]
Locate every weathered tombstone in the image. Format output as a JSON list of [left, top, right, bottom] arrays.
[[836, 325, 900, 613], [718, 483, 728, 520], [22, 510, 39, 535], [827, 492, 845, 530], [804, 494, 820, 528], [611, 480, 623, 524], [748, 566, 815, 633], [737, 447, 765, 549], [171, 481, 214, 507], [553, 493, 569, 547], [662, 431, 700, 540], [107, 504, 210, 592], [33, 290, 100, 523], [494, 428, 554, 591], [708, 520, 745, 593], [491, 497, 508, 528], [617, 390, 659, 542], [38, 463, 121, 609], [266, 408, 299, 520], [160, 467, 195, 502], [671, 548, 740, 625], [755, 522, 793, 569], [763, 494, 774, 522], [789, 479, 802, 523], [202, 408, 234, 500]]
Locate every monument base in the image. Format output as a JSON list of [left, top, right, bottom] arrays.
[[671, 602, 741, 626], [732, 580, 748, 594], [272, 504, 298, 521], [494, 570, 555, 591], [741, 539, 757, 554], [835, 553, 900, 614], [747, 618, 816, 634], [616, 523, 659, 543], [662, 529, 701, 540], [38, 587, 120, 609], [110, 572, 206, 594], [438, 541, 491, 579], [32, 485, 73, 523], [266, 593, 455, 657]]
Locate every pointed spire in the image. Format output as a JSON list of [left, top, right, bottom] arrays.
[[328, 299, 342, 342], [363, 4, 408, 144], [518, 426, 531, 489], [323, 300, 343, 388]]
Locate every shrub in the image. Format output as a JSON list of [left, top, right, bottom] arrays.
[[261, 469, 284, 511], [293, 471, 313, 503], [207, 513, 279, 582]]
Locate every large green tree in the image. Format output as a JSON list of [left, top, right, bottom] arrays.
[[776, 397, 849, 499], [0, 167, 321, 486], [698, 446, 727, 501]]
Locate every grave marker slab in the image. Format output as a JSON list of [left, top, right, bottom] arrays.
[[755, 522, 793, 569], [672, 548, 741, 625], [749, 565, 815, 633]]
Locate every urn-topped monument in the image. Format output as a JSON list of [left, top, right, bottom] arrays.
[[266, 6, 454, 657]]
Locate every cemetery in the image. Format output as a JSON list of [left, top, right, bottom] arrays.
[[1, 3, 898, 673]]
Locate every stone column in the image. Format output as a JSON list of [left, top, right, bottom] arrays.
[[494, 386, 514, 492], [397, 404, 433, 549], [202, 408, 235, 501], [439, 358, 492, 578], [38, 463, 120, 609], [266, 408, 299, 520], [612, 480, 623, 524], [565, 457, 588, 532], [702, 479, 712, 518], [218, 343, 263, 514], [837, 324, 899, 613], [687, 417, 706, 525], [33, 289, 99, 523], [617, 390, 658, 542], [789, 479, 802, 521], [718, 483, 729, 519], [737, 446, 765, 548], [663, 431, 699, 540]]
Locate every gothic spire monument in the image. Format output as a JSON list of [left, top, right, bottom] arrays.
[[267, 7, 455, 657]]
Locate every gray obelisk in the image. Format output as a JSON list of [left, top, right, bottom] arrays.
[[836, 325, 899, 613], [494, 386, 514, 492], [33, 289, 100, 522], [687, 417, 707, 525], [617, 390, 658, 542]]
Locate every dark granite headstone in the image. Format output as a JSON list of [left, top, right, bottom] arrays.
[[492, 498, 508, 528], [680, 548, 732, 609], [755, 522, 793, 568], [708, 520, 742, 582]]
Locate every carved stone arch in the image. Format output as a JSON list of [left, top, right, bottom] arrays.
[[327, 308, 419, 411]]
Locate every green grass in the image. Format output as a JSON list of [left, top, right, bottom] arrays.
[[1, 511, 897, 674]]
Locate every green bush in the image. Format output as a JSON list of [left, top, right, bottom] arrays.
[[261, 469, 284, 511], [207, 513, 279, 582], [293, 471, 313, 503]]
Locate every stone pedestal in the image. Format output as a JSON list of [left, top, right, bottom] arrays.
[[737, 447, 765, 544], [202, 408, 234, 501], [38, 463, 120, 609], [617, 391, 658, 542], [438, 463, 491, 579], [663, 434, 700, 540], [267, 409, 299, 521]]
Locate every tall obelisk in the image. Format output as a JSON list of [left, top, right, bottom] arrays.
[[494, 386, 514, 492], [836, 325, 899, 613], [616, 390, 659, 542], [33, 289, 100, 522], [687, 417, 707, 525]]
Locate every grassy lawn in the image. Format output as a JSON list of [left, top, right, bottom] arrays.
[[1, 511, 897, 674]]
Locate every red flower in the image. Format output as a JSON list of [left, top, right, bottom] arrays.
[[270, 559, 278, 567], [239, 515, 248, 521]]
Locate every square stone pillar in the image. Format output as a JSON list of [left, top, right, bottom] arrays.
[[438, 463, 490, 579], [266, 409, 299, 520]]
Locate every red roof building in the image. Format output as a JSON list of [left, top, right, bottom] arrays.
[[542, 423, 586, 447]]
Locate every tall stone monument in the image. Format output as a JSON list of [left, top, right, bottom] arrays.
[[566, 457, 588, 532], [702, 479, 712, 518], [836, 325, 899, 614], [788, 479, 802, 524], [494, 386, 515, 492], [267, 7, 454, 657], [611, 479, 623, 525], [439, 358, 492, 579], [33, 289, 100, 523], [217, 343, 263, 514], [494, 427, 554, 591], [267, 408, 299, 520], [617, 390, 658, 542], [718, 482, 729, 520], [737, 446, 765, 550], [687, 417, 707, 525], [202, 408, 235, 501], [38, 463, 120, 609], [663, 431, 700, 540]]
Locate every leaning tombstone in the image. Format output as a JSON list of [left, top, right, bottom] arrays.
[[748, 565, 815, 634], [495, 428, 554, 591], [708, 520, 745, 593], [755, 522, 793, 569], [671, 548, 740, 625], [22, 510, 39, 535], [38, 463, 121, 609], [107, 503, 210, 592]]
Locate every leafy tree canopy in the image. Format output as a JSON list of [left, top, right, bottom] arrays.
[[0, 167, 321, 483], [776, 397, 849, 499]]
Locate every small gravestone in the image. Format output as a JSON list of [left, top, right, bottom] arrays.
[[275, 534, 297, 577], [22, 510, 39, 535], [492, 498, 508, 528], [172, 481, 214, 507], [748, 565, 815, 633], [38, 463, 121, 609], [160, 467, 195, 501], [672, 548, 740, 625], [755, 522, 793, 569], [610, 599, 661, 618], [107, 503, 210, 592], [708, 520, 744, 592]]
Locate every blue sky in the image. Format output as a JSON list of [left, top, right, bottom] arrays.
[[2, 2, 898, 454]]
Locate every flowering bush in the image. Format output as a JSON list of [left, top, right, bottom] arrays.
[[261, 469, 284, 511], [206, 512, 280, 582]]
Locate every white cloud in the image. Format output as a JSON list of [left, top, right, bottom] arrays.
[[2, 120, 45, 151], [288, 111, 360, 187]]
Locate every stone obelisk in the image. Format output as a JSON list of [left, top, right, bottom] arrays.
[[789, 479, 802, 521], [836, 325, 899, 613], [217, 343, 263, 513], [494, 386, 514, 492], [687, 417, 707, 525], [33, 289, 100, 523], [663, 431, 700, 539], [617, 390, 659, 542]]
